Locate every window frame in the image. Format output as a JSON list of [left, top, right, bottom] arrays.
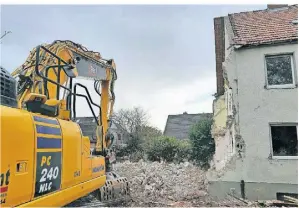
[[269, 122, 298, 160], [264, 53, 296, 89]]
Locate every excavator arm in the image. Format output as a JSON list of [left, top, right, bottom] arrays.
[[11, 40, 116, 154]]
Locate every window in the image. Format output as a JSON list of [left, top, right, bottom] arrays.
[[265, 54, 295, 88], [117, 133, 122, 141], [270, 124, 298, 159]]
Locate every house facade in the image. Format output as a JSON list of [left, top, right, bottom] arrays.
[[75, 117, 128, 148], [209, 4, 298, 200]]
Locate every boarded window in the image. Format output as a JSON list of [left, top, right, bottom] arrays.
[[270, 125, 298, 157], [265, 54, 294, 87]]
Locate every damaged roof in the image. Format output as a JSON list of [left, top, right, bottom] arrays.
[[163, 113, 212, 140], [229, 4, 298, 46]]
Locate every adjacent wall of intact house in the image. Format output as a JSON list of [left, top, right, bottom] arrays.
[[234, 43, 298, 184], [212, 43, 298, 183], [210, 6, 298, 200], [208, 43, 298, 200]]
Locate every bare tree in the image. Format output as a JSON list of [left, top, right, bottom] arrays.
[[112, 107, 162, 155], [112, 106, 148, 135], [140, 125, 162, 139]]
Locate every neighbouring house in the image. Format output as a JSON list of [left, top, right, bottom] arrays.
[[110, 122, 130, 148], [163, 112, 212, 140], [208, 4, 298, 200], [75, 117, 129, 148]]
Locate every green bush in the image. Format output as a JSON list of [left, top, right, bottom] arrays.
[[146, 136, 175, 162], [115, 145, 129, 158], [175, 140, 192, 163], [129, 150, 144, 162], [146, 136, 192, 163], [125, 133, 144, 153], [189, 117, 215, 170]]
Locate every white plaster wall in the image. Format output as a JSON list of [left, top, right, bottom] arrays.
[[214, 129, 235, 171], [222, 43, 298, 184]]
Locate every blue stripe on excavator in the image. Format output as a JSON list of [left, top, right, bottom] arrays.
[[33, 116, 59, 125], [37, 137, 62, 149], [36, 125, 61, 136]]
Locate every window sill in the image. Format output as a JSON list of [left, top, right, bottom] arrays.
[[265, 84, 297, 89], [271, 156, 298, 160]]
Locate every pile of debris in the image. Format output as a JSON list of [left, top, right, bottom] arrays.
[[113, 160, 209, 207], [112, 160, 269, 207], [68, 160, 297, 207]]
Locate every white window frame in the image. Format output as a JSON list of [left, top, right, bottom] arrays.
[[264, 53, 296, 89], [269, 123, 298, 160]]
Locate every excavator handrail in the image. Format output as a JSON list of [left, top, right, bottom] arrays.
[[73, 83, 101, 126], [74, 83, 101, 108], [34, 45, 101, 126], [72, 93, 99, 126], [34, 45, 72, 94]]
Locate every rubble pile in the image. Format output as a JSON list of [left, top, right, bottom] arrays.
[[113, 160, 209, 206], [113, 160, 261, 207], [68, 160, 265, 207]]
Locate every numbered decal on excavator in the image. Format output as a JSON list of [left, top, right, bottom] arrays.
[[33, 116, 62, 198], [34, 152, 62, 197]]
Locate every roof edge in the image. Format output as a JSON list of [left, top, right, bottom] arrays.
[[163, 115, 171, 135], [228, 4, 297, 17], [233, 38, 298, 50], [167, 112, 213, 117]]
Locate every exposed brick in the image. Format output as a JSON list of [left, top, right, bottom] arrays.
[[214, 17, 225, 96]]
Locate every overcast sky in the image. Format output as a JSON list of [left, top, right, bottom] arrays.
[[0, 4, 265, 130]]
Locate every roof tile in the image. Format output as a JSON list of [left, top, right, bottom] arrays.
[[229, 5, 298, 46]]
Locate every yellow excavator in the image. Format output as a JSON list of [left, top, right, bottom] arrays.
[[0, 40, 129, 207]]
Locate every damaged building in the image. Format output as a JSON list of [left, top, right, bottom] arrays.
[[208, 4, 298, 200]]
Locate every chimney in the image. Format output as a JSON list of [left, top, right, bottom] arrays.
[[267, 4, 288, 9], [214, 16, 225, 96]]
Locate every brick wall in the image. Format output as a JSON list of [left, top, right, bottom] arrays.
[[214, 17, 225, 96]]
